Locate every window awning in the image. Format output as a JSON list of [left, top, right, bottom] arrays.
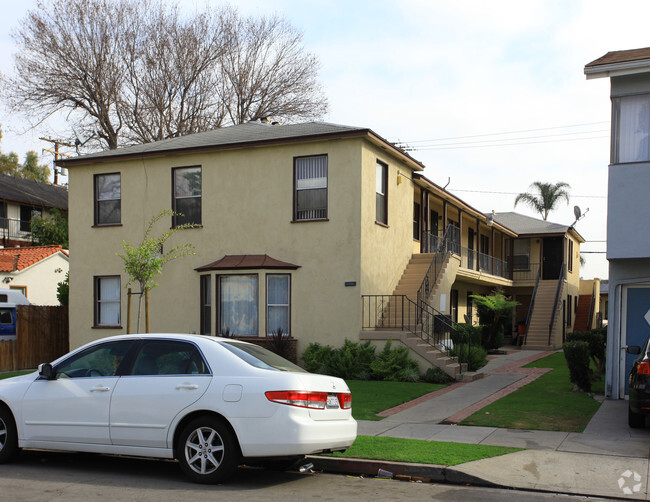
[[195, 254, 300, 272]]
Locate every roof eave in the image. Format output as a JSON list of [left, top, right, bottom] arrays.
[[584, 59, 650, 79]]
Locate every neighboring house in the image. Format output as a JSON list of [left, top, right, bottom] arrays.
[[59, 121, 582, 378], [0, 174, 68, 247], [585, 48, 650, 399], [0, 245, 69, 305]]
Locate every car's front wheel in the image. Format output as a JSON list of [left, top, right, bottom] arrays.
[[176, 417, 240, 484], [0, 406, 19, 463], [629, 406, 646, 428]]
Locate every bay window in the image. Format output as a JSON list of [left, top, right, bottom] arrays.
[[219, 275, 258, 336], [267, 275, 290, 335]]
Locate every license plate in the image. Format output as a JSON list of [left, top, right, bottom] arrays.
[[326, 393, 339, 409]]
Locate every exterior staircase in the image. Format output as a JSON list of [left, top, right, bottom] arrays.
[[369, 252, 479, 381], [523, 280, 564, 350], [573, 295, 593, 332]]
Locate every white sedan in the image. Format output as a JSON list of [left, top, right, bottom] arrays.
[[0, 334, 357, 483]]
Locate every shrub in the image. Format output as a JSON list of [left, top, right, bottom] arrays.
[[449, 343, 488, 371], [326, 339, 376, 380], [451, 323, 483, 346], [563, 340, 591, 392], [370, 340, 420, 381], [422, 366, 454, 384], [268, 327, 292, 360], [566, 329, 606, 374], [301, 343, 334, 374]]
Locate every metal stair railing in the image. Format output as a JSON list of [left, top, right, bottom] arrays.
[[548, 265, 566, 346], [417, 224, 456, 310], [361, 293, 471, 377], [523, 267, 541, 346]]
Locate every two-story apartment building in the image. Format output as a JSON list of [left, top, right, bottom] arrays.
[[60, 121, 583, 379], [0, 174, 68, 248], [586, 48, 650, 399]]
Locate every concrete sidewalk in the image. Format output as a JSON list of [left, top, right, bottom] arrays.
[[312, 349, 650, 499]]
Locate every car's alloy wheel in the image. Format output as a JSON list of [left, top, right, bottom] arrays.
[[177, 417, 240, 483], [0, 407, 19, 463]]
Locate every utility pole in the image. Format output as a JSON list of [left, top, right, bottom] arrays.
[[40, 137, 73, 185]]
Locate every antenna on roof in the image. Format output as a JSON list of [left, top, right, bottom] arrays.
[[571, 205, 589, 227]]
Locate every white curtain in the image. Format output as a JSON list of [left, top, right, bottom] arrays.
[[220, 275, 258, 335], [618, 95, 650, 163]]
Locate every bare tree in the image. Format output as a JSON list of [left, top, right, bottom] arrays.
[[6, 1, 329, 151], [121, 5, 231, 143], [7, 0, 140, 150], [219, 14, 328, 125]]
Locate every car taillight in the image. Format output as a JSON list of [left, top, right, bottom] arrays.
[[638, 362, 650, 375], [265, 391, 328, 409], [338, 392, 352, 409]]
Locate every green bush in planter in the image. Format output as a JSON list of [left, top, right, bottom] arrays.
[[563, 340, 591, 392], [449, 343, 488, 371], [451, 323, 483, 346]]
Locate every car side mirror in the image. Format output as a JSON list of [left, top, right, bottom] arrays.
[[627, 346, 642, 355], [38, 363, 55, 380]]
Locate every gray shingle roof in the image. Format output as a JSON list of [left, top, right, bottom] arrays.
[[62, 122, 370, 162], [489, 212, 569, 235], [0, 174, 68, 210], [57, 121, 425, 171]]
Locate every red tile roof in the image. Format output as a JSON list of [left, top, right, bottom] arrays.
[[586, 48, 650, 67], [0, 245, 68, 272], [195, 254, 300, 271]]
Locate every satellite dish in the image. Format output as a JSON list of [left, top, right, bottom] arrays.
[[573, 206, 582, 221]]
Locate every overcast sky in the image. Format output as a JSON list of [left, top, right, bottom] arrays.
[[2, 0, 649, 280]]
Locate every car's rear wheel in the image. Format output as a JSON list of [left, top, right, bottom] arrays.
[[0, 406, 19, 463], [629, 406, 646, 428], [176, 417, 240, 484]]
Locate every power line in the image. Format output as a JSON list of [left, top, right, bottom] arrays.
[[402, 121, 610, 144], [393, 121, 610, 151], [413, 135, 608, 151], [448, 188, 607, 199]]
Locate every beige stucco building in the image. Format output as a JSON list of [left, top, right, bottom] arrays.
[[60, 121, 590, 379]]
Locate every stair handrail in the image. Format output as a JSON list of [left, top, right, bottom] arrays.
[[416, 224, 455, 308], [548, 265, 566, 346], [587, 283, 596, 331], [361, 293, 470, 377], [523, 267, 541, 345]]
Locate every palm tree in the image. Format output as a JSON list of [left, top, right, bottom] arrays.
[[514, 181, 571, 220]]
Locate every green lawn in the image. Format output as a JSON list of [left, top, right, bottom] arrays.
[[0, 370, 33, 380], [326, 436, 520, 466], [459, 352, 602, 432], [347, 380, 446, 421]]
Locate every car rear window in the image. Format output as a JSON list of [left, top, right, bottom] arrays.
[[219, 341, 306, 372]]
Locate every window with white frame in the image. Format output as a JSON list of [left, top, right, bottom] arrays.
[[94, 276, 121, 327], [294, 155, 327, 221], [94, 173, 121, 225], [376, 161, 388, 224], [173, 166, 202, 226], [513, 239, 530, 271], [614, 94, 650, 163], [267, 274, 290, 335], [219, 275, 258, 336]]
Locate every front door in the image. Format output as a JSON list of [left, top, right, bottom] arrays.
[[620, 286, 650, 396], [542, 236, 563, 280]]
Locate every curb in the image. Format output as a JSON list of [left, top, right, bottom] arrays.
[[307, 456, 503, 488]]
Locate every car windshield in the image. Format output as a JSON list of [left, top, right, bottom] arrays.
[[219, 341, 306, 373]]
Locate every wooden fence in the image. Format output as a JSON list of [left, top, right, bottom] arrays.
[[0, 306, 69, 372]]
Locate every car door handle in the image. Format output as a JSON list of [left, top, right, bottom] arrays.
[[90, 386, 111, 392], [176, 384, 199, 391]]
